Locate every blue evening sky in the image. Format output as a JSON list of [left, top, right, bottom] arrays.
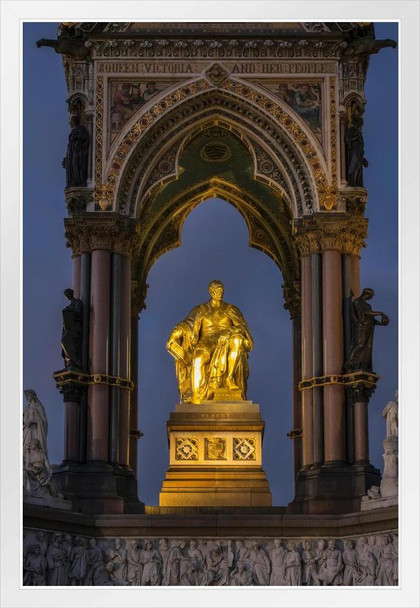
[[23, 22, 398, 506]]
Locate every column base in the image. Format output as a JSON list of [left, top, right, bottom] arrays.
[[287, 462, 381, 514], [159, 401, 272, 507], [52, 462, 144, 514]]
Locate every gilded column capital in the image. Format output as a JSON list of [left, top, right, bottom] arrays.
[[64, 215, 140, 256], [293, 214, 368, 257]]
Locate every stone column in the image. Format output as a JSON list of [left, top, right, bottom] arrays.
[[322, 249, 346, 464], [62, 387, 81, 463], [292, 316, 302, 478], [88, 247, 111, 462], [354, 398, 369, 463], [79, 250, 91, 462], [311, 253, 324, 466], [72, 255, 81, 299], [301, 255, 314, 467], [117, 254, 131, 466]]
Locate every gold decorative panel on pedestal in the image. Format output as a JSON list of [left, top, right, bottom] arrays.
[[159, 402, 272, 507]]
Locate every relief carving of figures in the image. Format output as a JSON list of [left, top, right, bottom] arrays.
[[345, 288, 389, 373], [127, 539, 141, 585], [230, 562, 254, 586], [166, 541, 188, 585], [46, 533, 67, 586], [68, 537, 87, 585], [167, 280, 253, 403], [318, 540, 343, 585], [106, 538, 127, 583], [85, 538, 106, 586], [376, 535, 398, 586], [301, 540, 320, 586], [23, 544, 47, 586], [248, 541, 271, 585], [140, 540, 162, 586], [158, 539, 171, 585], [270, 539, 286, 586], [284, 541, 302, 586], [60, 288, 83, 371], [204, 542, 229, 586], [22, 532, 398, 587], [342, 540, 361, 586], [356, 537, 377, 585], [63, 115, 90, 187]]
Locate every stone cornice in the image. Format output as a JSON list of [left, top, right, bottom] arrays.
[[64, 214, 140, 256], [293, 213, 368, 256]]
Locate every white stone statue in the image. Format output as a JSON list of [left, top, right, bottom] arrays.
[[23, 389, 59, 500], [382, 391, 398, 437]]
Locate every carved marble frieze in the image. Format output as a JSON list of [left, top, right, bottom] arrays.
[[23, 529, 398, 587]]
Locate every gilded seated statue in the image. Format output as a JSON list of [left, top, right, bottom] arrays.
[[166, 280, 253, 403]]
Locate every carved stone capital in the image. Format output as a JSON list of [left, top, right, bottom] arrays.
[[64, 214, 140, 256], [131, 280, 148, 316], [283, 281, 301, 319], [339, 188, 368, 216], [293, 213, 368, 256], [65, 187, 94, 216]]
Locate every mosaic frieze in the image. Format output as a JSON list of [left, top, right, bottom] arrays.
[[254, 81, 323, 143], [23, 530, 398, 587], [109, 80, 179, 142]]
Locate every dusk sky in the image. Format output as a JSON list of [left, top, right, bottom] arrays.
[[23, 22, 398, 507]]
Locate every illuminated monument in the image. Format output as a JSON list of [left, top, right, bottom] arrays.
[[23, 22, 398, 586]]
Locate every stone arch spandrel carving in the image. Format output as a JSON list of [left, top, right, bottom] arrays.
[[97, 78, 332, 216]]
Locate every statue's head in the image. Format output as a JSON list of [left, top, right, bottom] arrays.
[[362, 287, 374, 300], [328, 540, 335, 550], [345, 540, 354, 549], [208, 280, 224, 301], [64, 288, 74, 300], [303, 540, 311, 550], [24, 389, 37, 402], [273, 539, 281, 549]]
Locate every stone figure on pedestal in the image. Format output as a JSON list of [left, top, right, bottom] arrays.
[[345, 104, 369, 187], [126, 539, 141, 585], [167, 280, 253, 403], [383, 391, 398, 438], [345, 288, 389, 372], [23, 389, 58, 499], [140, 540, 162, 586], [68, 537, 87, 585], [63, 115, 90, 187], [60, 288, 83, 371]]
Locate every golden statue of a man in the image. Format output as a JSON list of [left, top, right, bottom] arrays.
[[166, 280, 254, 403]]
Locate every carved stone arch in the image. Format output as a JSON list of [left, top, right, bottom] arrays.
[[131, 177, 299, 290], [133, 117, 296, 218], [100, 78, 332, 216]]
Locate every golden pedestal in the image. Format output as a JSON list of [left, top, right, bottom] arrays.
[[159, 401, 272, 507]]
